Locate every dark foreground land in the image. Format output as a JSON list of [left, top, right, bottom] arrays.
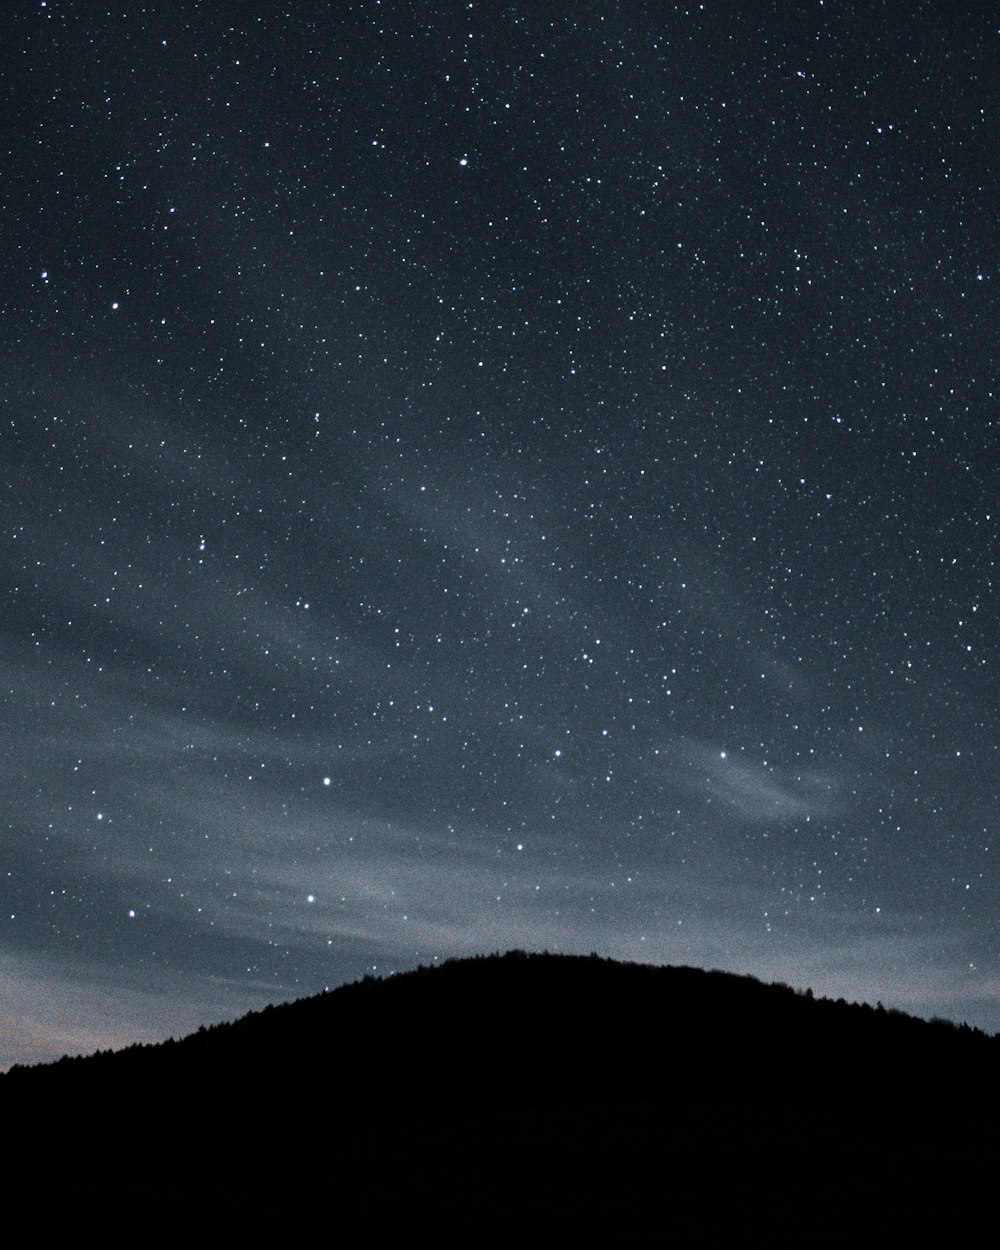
[[4, 951, 997, 1241]]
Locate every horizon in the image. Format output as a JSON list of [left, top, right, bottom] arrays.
[[5, 945, 994, 1074]]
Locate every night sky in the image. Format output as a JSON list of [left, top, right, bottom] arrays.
[[3, 1, 997, 1069]]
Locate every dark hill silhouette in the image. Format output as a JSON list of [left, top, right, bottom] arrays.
[[4, 951, 998, 1240]]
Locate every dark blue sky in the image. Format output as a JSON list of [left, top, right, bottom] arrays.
[[2, 1, 997, 1067]]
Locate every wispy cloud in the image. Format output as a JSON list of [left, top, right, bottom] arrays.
[[649, 735, 844, 826]]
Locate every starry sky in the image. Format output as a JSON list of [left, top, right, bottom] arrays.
[[3, 1, 997, 1068]]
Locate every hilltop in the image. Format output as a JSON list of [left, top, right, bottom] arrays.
[[4, 951, 998, 1238]]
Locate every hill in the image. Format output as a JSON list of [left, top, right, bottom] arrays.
[[4, 951, 998, 1239]]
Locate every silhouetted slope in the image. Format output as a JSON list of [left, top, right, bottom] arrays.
[[5, 951, 998, 1129], [4, 952, 998, 1239]]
